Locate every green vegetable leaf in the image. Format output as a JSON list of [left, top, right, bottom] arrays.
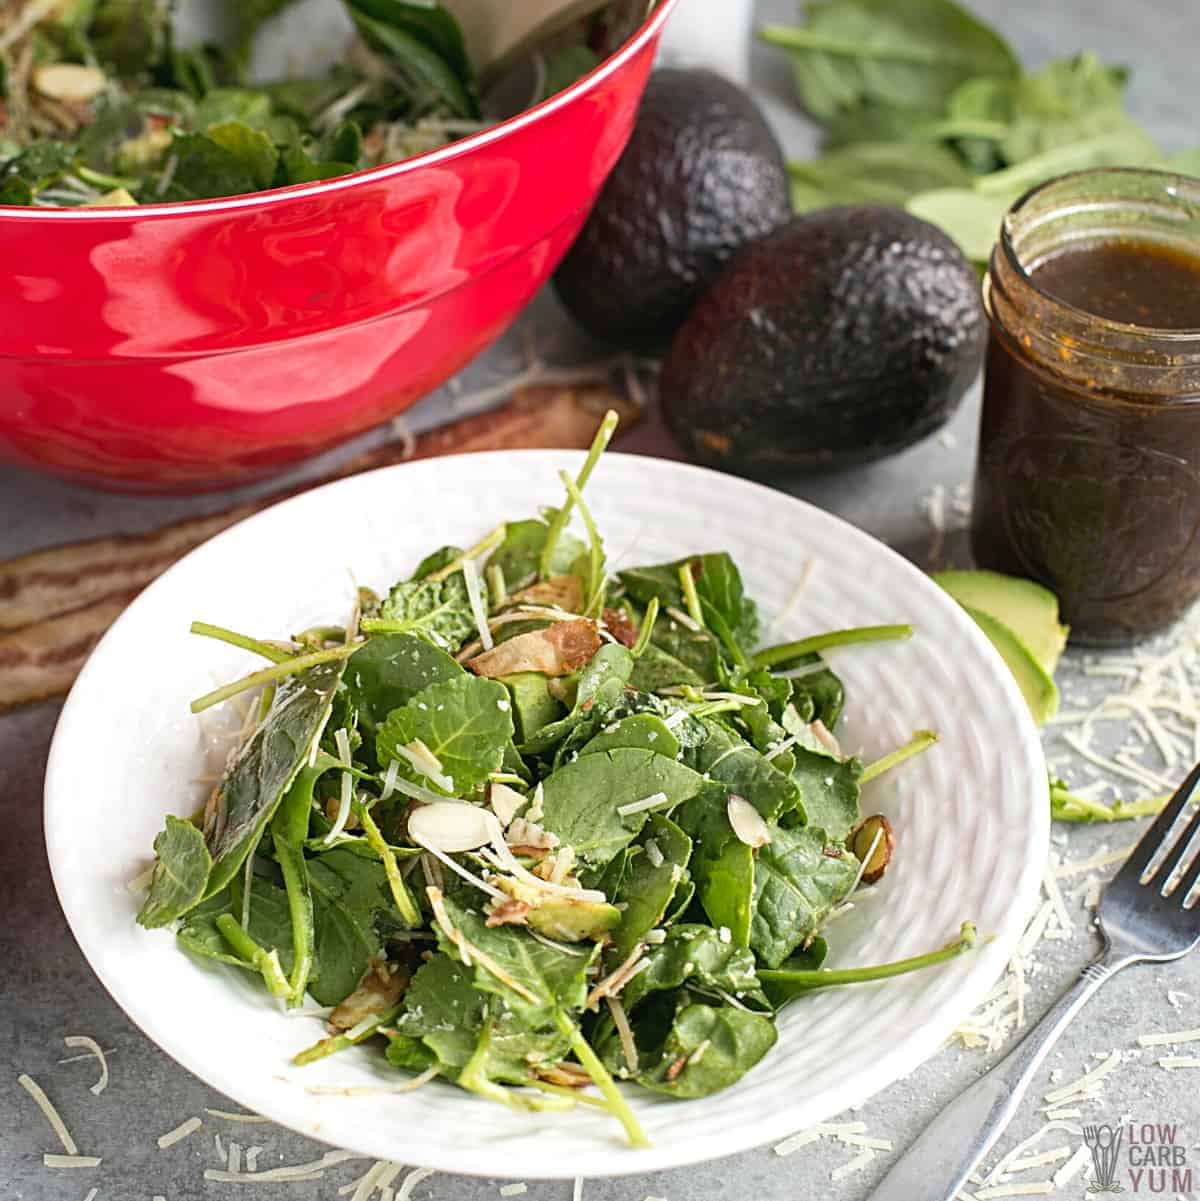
[[674, 782, 754, 947], [750, 825, 859, 968], [137, 816, 211, 928], [499, 673, 564, 744], [344, 632, 463, 742], [790, 747, 862, 842], [789, 141, 976, 211], [538, 747, 704, 867], [307, 845, 395, 1005], [88, 0, 169, 75], [488, 518, 584, 590], [368, 574, 477, 651], [164, 125, 279, 201], [684, 718, 800, 823], [607, 814, 692, 962], [578, 713, 680, 761], [539, 45, 599, 100], [376, 674, 514, 797], [521, 643, 633, 756], [760, 0, 1019, 121], [628, 641, 706, 691], [621, 924, 764, 1012], [205, 657, 343, 900]]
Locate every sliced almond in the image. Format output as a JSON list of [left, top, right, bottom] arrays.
[[328, 959, 407, 1030], [810, 719, 842, 758], [489, 781, 526, 827], [407, 801, 494, 853], [506, 816, 559, 851], [727, 794, 771, 848], [512, 575, 584, 613], [33, 63, 107, 104], [848, 814, 894, 884], [468, 618, 601, 678]]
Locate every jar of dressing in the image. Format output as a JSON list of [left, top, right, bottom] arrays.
[[971, 168, 1200, 647]]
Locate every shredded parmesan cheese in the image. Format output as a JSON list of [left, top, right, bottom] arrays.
[[62, 1036, 109, 1096], [42, 1154, 101, 1168], [18, 1074, 79, 1155], [975, 1186, 1053, 1199], [1158, 1055, 1200, 1069], [398, 1166, 435, 1200], [1044, 1050, 1120, 1103], [325, 727, 355, 843], [204, 1149, 358, 1182], [1053, 1144, 1092, 1188], [307, 1066, 441, 1096], [606, 995, 638, 1074], [463, 556, 493, 651], [157, 1116, 202, 1148], [203, 1108, 269, 1122], [393, 740, 455, 793], [616, 791, 671, 817], [572, 1177, 584, 1201], [1138, 1026, 1200, 1046], [830, 1148, 876, 1181], [499, 1185, 528, 1197]]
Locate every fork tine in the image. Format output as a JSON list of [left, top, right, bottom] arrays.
[[1169, 823, 1200, 907], [1116, 759, 1200, 884], [1157, 806, 1200, 893]]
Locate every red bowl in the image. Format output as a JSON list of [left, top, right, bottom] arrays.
[[0, 0, 677, 493]]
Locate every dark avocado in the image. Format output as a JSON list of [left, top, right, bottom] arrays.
[[660, 206, 985, 475], [553, 68, 790, 348]]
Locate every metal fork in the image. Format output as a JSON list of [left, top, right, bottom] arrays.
[[865, 761, 1200, 1201]]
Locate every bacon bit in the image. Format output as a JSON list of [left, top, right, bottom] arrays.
[[468, 619, 602, 678], [514, 845, 555, 862], [666, 1054, 689, 1081], [602, 608, 638, 649], [329, 960, 408, 1031], [324, 796, 360, 832], [536, 1062, 592, 1089], [822, 846, 844, 859], [513, 576, 585, 613], [485, 900, 532, 928]]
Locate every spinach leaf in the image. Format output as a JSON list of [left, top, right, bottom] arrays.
[[783, 658, 846, 729], [750, 825, 859, 968], [790, 747, 862, 842], [760, 0, 1019, 122], [164, 125, 278, 201], [650, 617, 722, 683], [674, 782, 754, 947], [487, 519, 583, 589], [307, 846, 394, 1005], [577, 713, 680, 761], [607, 815, 692, 962], [435, 892, 597, 1026], [3, 141, 77, 192], [89, 0, 169, 75], [599, 994, 776, 1098], [346, 0, 474, 90], [619, 554, 756, 648], [369, 573, 476, 652], [539, 45, 599, 100], [621, 924, 763, 1012], [410, 545, 463, 580], [376, 674, 513, 797], [344, 633, 463, 741], [205, 657, 343, 900], [684, 718, 799, 823], [391, 950, 484, 1070], [521, 643, 633, 756], [176, 874, 295, 976], [138, 816, 211, 928], [538, 748, 704, 867], [272, 762, 322, 1003], [346, 2, 478, 119], [789, 141, 976, 212]]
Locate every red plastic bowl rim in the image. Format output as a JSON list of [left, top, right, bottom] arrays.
[[2, 0, 679, 221]]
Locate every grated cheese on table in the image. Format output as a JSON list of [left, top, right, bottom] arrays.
[[156, 1116, 202, 1149], [203, 1108, 269, 1123], [1044, 1050, 1120, 1103], [62, 1036, 109, 1095], [18, 1074, 79, 1155], [1138, 1027, 1200, 1046], [1053, 1145, 1093, 1188], [1158, 1055, 1200, 1069], [830, 1148, 876, 1181], [397, 1166, 435, 1201], [572, 1176, 584, 1201], [498, 1185, 527, 1197], [43, 1154, 102, 1168], [975, 1185, 1053, 1199]]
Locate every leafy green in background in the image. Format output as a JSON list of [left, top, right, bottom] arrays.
[[762, 0, 1200, 263]]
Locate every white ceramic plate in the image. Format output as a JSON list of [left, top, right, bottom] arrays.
[[45, 451, 1048, 1180]]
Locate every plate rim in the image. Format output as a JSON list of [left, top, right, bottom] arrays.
[[44, 449, 1049, 1179]]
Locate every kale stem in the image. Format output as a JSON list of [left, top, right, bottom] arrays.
[[678, 563, 705, 630], [190, 620, 293, 664], [190, 643, 358, 713], [631, 597, 659, 659], [557, 470, 605, 616], [354, 800, 421, 926], [216, 913, 291, 999], [761, 922, 978, 995], [699, 600, 748, 669], [256, 682, 276, 725], [292, 1005, 401, 1066], [752, 624, 913, 670], [861, 729, 938, 784], [539, 410, 619, 579], [553, 1010, 648, 1148], [425, 525, 507, 583], [486, 563, 507, 609]]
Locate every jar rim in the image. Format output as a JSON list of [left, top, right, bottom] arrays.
[[999, 166, 1200, 341]]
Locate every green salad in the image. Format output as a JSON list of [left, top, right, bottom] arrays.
[[0, 0, 599, 207], [137, 413, 974, 1145]]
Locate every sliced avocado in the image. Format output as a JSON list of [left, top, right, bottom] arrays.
[[962, 605, 1059, 725], [933, 570, 1068, 676], [660, 206, 984, 475], [500, 672, 562, 743]]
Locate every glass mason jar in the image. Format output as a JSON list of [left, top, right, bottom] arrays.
[[971, 168, 1200, 647]]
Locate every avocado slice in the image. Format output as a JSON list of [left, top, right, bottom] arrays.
[[962, 605, 1059, 725], [500, 673, 562, 743], [933, 570, 1068, 676]]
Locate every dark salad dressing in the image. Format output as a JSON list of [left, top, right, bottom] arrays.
[[972, 236, 1200, 646]]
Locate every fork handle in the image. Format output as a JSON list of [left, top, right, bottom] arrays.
[[865, 950, 1133, 1201]]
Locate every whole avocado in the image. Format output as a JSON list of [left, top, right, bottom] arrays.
[[660, 207, 985, 475], [553, 68, 790, 347]]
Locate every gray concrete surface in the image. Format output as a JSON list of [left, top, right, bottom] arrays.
[[3, 2, 1199, 1198]]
